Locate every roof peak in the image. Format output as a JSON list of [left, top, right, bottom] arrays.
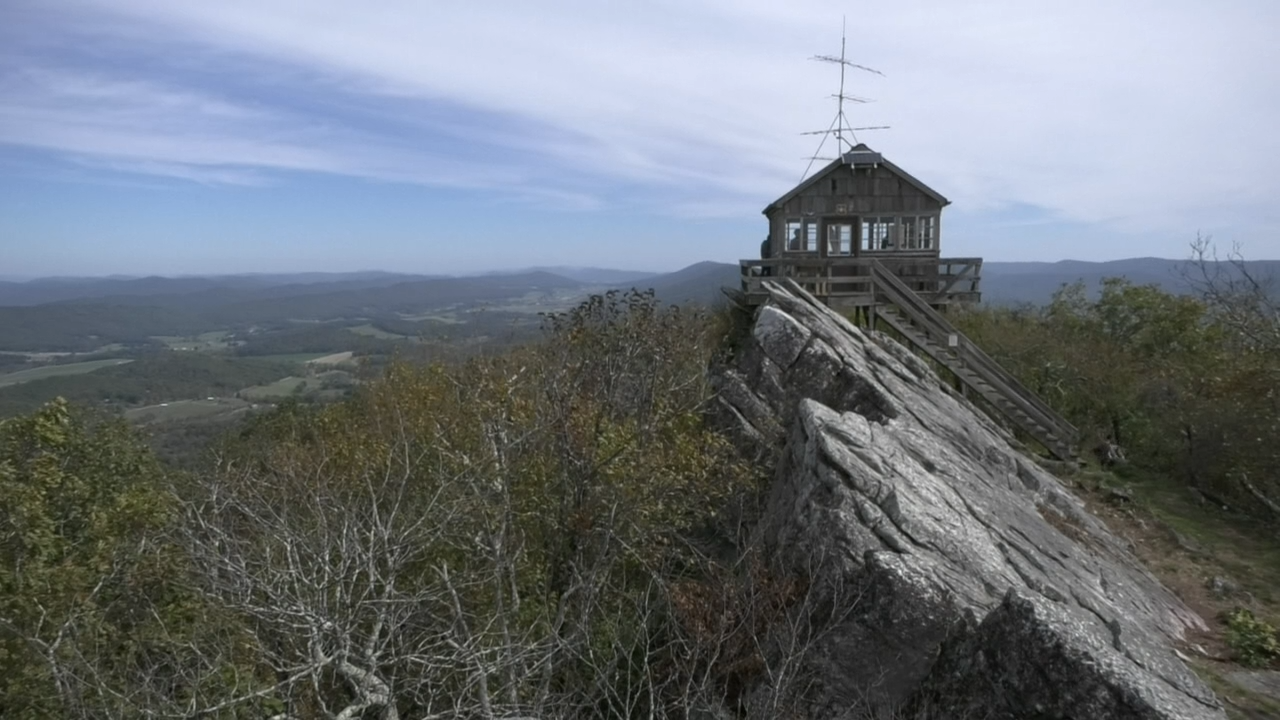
[[842, 147, 882, 166]]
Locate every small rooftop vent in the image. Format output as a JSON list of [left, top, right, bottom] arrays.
[[842, 149, 882, 166]]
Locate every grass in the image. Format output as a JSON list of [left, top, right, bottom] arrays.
[[252, 353, 333, 364], [348, 324, 413, 340], [124, 397, 252, 425], [397, 312, 464, 324], [152, 331, 235, 351], [1133, 482, 1280, 611], [0, 344, 128, 361], [239, 376, 309, 400], [1194, 659, 1280, 719], [307, 351, 355, 366], [0, 358, 134, 388], [237, 370, 354, 401], [1057, 465, 1280, 718], [485, 290, 594, 314]]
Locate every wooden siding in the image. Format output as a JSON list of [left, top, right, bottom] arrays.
[[773, 165, 944, 218], [762, 157, 950, 262]]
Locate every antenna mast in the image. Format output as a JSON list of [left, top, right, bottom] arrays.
[[801, 17, 888, 180]]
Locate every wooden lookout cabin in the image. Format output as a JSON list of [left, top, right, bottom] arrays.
[[741, 143, 981, 310], [739, 144, 1078, 461]]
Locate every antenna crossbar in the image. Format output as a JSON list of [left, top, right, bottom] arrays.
[[829, 93, 872, 104], [811, 55, 885, 77], [800, 16, 888, 180], [801, 125, 890, 137]]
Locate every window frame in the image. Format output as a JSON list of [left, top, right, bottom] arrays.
[[860, 215, 939, 251], [826, 221, 855, 256], [861, 217, 898, 251], [782, 218, 819, 253]]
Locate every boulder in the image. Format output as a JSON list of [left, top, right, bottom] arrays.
[[712, 280, 1224, 719]]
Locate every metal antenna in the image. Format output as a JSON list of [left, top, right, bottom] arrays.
[[801, 17, 888, 181]]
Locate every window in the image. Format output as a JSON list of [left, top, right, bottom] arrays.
[[868, 216, 938, 250], [783, 219, 818, 252], [826, 223, 853, 256], [784, 219, 802, 251], [861, 217, 897, 250], [900, 217, 918, 249]]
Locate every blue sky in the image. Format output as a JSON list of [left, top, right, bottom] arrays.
[[2, 0, 1277, 277]]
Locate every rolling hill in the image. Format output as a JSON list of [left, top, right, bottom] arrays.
[[4, 258, 1276, 353], [980, 258, 1280, 305]]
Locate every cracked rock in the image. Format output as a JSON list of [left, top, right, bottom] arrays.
[[712, 280, 1224, 720]]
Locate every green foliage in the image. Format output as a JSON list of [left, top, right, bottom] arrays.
[[0, 401, 277, 718], [0, 353, 295, 418], [231, 323, 402, 357], [0, 354, 32, 372], [185, 289, 761, 717], [955, 275, 1280, 521], [0, 273, 587, 352], [1224, 608, 1280, 668], [0, 401, 165, 716], [0, 290, 765, 717]]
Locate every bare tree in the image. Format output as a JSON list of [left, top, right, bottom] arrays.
[[1181, 235, 1280, 517], [1184, 234, 1280, 353]]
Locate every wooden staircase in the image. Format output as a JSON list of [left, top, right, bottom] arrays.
[[867, 261, 1078, 461]]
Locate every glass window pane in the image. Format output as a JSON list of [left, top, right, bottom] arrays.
[[827, 224, 854, 255], [785, 219, 802, 252], [901, 218, 917, 249]]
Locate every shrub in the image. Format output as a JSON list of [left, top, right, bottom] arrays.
[[1224, 608, 1280, 668]]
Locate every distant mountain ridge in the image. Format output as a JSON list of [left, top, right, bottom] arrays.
[[981, 257, 1280, 305], [517, 267, 660, 284], [621, 261, 739, 306], [0, 272, 433, 307], [3, 258, 1275, 314], [0, 267, 664, 307]]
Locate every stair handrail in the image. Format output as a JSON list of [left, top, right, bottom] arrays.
[[873, 304, 1074, 460], [868, 261, 1078, 448], [871, 261, 1078, 447]]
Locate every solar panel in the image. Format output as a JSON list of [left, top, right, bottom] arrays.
[[842, 150, 882, 166]]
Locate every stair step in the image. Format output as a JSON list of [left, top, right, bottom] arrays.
[[875, 294, 1076, 461]]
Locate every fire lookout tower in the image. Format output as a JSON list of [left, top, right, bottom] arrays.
[[738, 152, 1076, 461], [740, 143, 982, 311], [735, 34, 1076, 460]]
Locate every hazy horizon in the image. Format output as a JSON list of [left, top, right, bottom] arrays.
[[4, 1, 1278, 276], [6, 254, 1274, 285]]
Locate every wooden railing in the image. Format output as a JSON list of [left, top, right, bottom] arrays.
[[866, 261, 1078, 455], [739, 257, 982, 304]]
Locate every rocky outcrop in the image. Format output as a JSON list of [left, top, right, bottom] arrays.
[[712, 281, 1225, 719]]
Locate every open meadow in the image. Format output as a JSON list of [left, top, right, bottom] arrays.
[[0, 358, 134, 388]]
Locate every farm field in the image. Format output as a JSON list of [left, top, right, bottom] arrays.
[[253, 352, 335, 364], [239, 376, 308, 399], [239, 370, 355, 401], [348, 324, 414, 339], [152, 330, 237, 351], [397, 312, 463, 324], [307, 351, 355, 365], [124, 397, 255, 425], [0, 358, 134, 388]]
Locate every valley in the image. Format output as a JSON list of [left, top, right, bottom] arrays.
[[0, 263, 742, 463]]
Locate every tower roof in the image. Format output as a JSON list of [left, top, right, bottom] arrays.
[[763, 143, 950, 215]]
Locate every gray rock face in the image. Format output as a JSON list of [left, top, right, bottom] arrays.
[[712, 281, 1224, 719]]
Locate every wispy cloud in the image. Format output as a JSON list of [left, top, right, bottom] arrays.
[[0, 64, 605, 201], [2, 0, 1278, 254]]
